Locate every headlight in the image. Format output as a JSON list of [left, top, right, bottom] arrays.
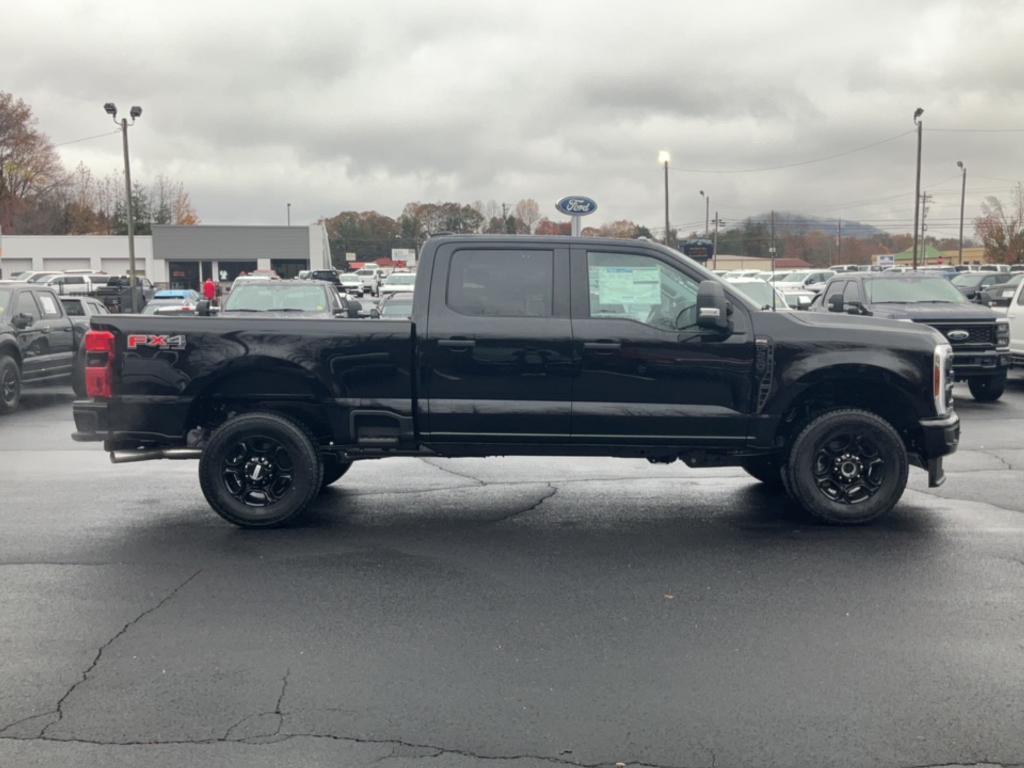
[[933, 343, 953, 416], [996, 319, 1010, 348]]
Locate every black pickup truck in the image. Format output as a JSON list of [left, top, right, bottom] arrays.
[[73, 235, 960, 527]]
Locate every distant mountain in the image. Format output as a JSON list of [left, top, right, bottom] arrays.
[[742, 212, 886, 240]]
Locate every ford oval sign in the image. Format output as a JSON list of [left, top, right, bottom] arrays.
[[555, 196, 598, 216], [946, 330, 970, 342]]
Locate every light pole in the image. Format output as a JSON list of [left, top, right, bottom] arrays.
[[104, 102, 142, 312], [912, 107, 924, 271], [658, 150, 671, 245], [699, 190, 709, 238], [712, 211, 722, 270], [287, 202, 292, 226], [957, 161, 967, 266]]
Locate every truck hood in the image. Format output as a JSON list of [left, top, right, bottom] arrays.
[[783, 309, 944, 344], [867, 302, 996, 323]]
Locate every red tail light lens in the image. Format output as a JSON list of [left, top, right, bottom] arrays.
[[84, 330, 116, 399]]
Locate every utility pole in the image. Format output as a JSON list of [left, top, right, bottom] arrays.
[[699, 190, 709, 238], [957, 161, 967, 266], [287, 202, 291, 226], [920, 191, 932, 265], [712, 211, 721, 270], [104, 102, 143, 312], [836, 217, 842, 265], [912, 107, 924, 271], [658, 151, 671, 246], [769, 210, 777, 310]]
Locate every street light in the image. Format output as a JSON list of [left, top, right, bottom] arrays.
[[957, 160, 967, 266], [912, 107, 924, 271], [658, 150, 671, 246], [104, 102, 143, 311], [699, 190, 710, 238], [287, 202, 292, 226]]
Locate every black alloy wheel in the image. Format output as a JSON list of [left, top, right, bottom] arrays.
[[199, 412, 322, 527], [0, 356, 22, 414], [784, 408, 908, 525]]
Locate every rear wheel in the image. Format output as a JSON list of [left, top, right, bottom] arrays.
[[320, 455, 353, 490], [741, 456, 785, 491], [783, 408, 908, 525], [967, 372, 1006, 402], [0, 355, 22, 414], [199, 412, 322, 528]]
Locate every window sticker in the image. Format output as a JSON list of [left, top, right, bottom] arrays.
[[593, 266, 661, 305]]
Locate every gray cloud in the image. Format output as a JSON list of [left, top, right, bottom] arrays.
[[7, 0, 1024, 237]]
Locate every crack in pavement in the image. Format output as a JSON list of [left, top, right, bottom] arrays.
[[223, 668, 290, 742], [0, 569, 202, 739], [418, 458, 488, 486], [0, 731, 704, 768], [487, 484, 559, 525]]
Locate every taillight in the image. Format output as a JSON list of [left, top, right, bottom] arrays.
[[84, 330, 116, 399]]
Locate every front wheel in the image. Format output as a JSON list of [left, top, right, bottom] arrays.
[[199, 412, 322, 528], [0, 355, 22, 414], [967, 372, 1006, 402], [783, 409, 908, 525]]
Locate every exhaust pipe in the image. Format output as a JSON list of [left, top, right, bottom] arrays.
[[109, 448, 203, 464]]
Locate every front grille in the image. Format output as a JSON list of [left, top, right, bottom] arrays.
[[926, 322, 996, 347]]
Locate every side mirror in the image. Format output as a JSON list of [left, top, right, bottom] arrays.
[[195, 299, 212, 317], [12, 313, 33, 329], [696, 280, 730, 332], [828, 293, 845, 312], [346, 299, 363, 318], [369, 308, 381, 319]]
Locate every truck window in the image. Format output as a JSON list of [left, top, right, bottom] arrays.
[[586, 251, 698, 330], [37, 292, 63, 318], [447, 249, 553, 317], [16, 291, 42, 321], [843, 281, 862, 304]]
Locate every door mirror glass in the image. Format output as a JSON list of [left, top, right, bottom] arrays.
[[828, 293, 845, 312], [696, 280, 730, 332]]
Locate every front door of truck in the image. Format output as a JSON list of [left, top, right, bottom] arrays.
[[569, 246, 756, 444], [420, 243, 573, 443]]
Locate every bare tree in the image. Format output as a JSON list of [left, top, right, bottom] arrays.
[[974, 184, 1024, 264], [514, 198, 541, 233]]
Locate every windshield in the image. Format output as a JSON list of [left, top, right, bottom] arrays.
[[951, 273, 988, 288], [729, 281, 779, 309], [224, 283, 331, 312], [61, 300, 85, 316], [386, 274, 416, 285], [768, 272, 792, 282], [355, 269, 377, 276], [865, 277, 967, 303]]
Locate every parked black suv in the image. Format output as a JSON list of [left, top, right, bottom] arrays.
[[0, 284, 75, 413], [813, 273, 1011, 401]]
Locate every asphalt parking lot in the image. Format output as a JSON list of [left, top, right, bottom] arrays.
[[1, 378, 1023, 768]]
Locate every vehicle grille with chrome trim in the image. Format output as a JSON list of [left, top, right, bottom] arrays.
[[924, 322, 997, 347]]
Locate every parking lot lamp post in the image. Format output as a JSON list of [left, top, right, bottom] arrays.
[[699, 190, 709, 238], [287, 202, 291, 226], [658, 151, 671, 246], [105, 102, 142, 312], [912, 107, 924, 271], [957, 161, 966, 266]]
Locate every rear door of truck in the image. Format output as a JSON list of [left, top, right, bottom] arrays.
[[419, 242, 574, 443]]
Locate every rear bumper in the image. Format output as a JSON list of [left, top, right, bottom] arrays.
[[72, 400, 109, 442], [952, 349, 1011, 377], [72, 397, 191, 449]]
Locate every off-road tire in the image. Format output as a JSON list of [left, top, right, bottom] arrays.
[[199, 412, 322, 528], [0, 355, 22, 414], [783, 408, 908, 525], [967, 372, 1006, 403]]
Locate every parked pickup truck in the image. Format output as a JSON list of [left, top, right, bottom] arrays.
[[72, 235, 960, 527]]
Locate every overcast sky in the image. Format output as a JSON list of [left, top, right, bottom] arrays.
[[7, 0, 1024, 237]]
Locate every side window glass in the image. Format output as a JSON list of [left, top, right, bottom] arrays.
[[447, 249, 553, 318], [37, 293, 62, 317], [823, 281, 844, 302], [586, 252, 699, 330], [64, 301, 85, 316], [843, 281, 861, 303], [16, 292, 41, 321]]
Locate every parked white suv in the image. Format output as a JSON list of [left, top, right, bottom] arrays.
[[355, 267, 384, 295]]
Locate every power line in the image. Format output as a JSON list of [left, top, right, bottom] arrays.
[[926, 127, 1024, 133], [667, 129, 915, 174], [52, 129, 120, 148]]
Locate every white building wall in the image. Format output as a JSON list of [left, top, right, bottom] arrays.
[[309, 223, 331, 270], [0, 235, 162, 282]]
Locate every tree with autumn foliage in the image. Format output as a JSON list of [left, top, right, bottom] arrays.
[[0, 91, 67, 233], [974, 185, 1024, 264]]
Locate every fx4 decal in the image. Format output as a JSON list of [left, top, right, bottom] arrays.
[[127, 334, 187, 351]]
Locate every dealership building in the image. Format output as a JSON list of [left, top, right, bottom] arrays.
[[0, 224, 332, 289]]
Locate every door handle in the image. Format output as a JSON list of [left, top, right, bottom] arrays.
[[583, 341, 621, 352], [39, 327, 51, 334], [438, 338, 476, 349]]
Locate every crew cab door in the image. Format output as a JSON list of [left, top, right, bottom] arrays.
[[569, 246, 756, 444], [28, 291, 75, 379], [420, 243, 573, 443]]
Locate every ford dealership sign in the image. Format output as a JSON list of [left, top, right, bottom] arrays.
[[555, 196, 598, 216]]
